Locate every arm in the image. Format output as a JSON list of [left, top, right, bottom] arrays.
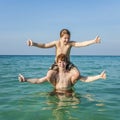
[[70, 36, 101, 47], [18, 74, 48, 84], [27, 39, 56, 48], [79, 71, 106, 82]]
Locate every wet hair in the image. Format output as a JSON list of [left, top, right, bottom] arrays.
[[56, 54, 68, 63], [60, 29, 71, 38]]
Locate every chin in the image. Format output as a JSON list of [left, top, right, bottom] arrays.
[[64, 42, 68, 45]]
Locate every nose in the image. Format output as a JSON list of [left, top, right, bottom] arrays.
[[59, 61, 65, 66], [65, 39, 68, 43]]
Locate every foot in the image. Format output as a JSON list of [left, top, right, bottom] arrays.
[[18, 74, 26, 82], [100, 70, 106, 79]]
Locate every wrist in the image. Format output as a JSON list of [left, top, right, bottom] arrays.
[[24, 79, 27, 82], [99, 74, 102, 79], [32, 42, 36, 46], [93, 39, 97, 44]]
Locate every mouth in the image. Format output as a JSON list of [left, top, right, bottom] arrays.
[[64, 41, 68, 44], [60, 64, 66, 68]]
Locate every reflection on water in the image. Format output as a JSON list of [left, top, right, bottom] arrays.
[[45, 89, 81, 120], [4, 85, 107, 120], [81, 93, 106, 113], [38, 89, 106, 120], [2, 87, 108, 120], [48, 89, 80, 107]]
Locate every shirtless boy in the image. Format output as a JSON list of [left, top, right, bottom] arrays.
[[27, 29, 101, 79], [18, 54, 106, 93]]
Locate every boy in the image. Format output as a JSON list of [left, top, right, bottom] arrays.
[[27, 29, 101, 79], [18, 54, 106, 93]]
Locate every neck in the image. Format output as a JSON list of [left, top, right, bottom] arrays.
[[59, 67, 66, 74], [60, 39, 66, 46]]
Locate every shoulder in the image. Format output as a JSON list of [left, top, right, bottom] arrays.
[[55, 40, 61, 46], [68, 41, 76, 46], [47, 40, 58, 47], [51, 40, 58, 44], [52, 40, 58, 45]]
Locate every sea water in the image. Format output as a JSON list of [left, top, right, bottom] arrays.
[[0, 55, 120, 120]]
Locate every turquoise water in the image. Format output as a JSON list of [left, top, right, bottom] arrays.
[[0, 55, 120, 120]]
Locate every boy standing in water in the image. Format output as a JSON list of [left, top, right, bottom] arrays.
[[18, 54, 106, 93], [27, 29, 101, 80]]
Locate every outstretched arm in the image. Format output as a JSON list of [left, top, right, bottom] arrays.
[[18, 74, 48, 84], [27, 39, 56, 48], [71, 36, 101, 47], [79, 71, 106, 82]]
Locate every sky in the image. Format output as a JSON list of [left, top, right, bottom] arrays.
[[0, 0, 120, 55]]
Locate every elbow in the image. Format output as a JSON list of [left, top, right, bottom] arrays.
[[80, 80, 88, 82], [41, 44, 46, 48], [84, 81, 90, 83], [34, 81, 39, 84]]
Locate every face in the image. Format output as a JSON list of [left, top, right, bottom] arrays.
[[57, 60, 67, 69], [61, 34, 70, 45]]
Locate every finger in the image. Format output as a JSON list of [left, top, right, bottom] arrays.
[[27, 40, 32, 46], [18, 74, 25, 82], [95, 35, 99, 39], [97, 36, 101, 43], [26, 40, 30, 46], [29, 40, 33, 46], [102, 70, 106, 74], [19, 74, 23, 79], [101, 70, 106, 79]]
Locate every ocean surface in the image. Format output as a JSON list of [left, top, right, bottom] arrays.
[[0, 55, 120, 120]]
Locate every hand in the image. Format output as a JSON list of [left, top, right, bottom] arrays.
[[95, 36, 101, 43], [100, 70, 106, 79], [27, 39, 33, 46], [18, 74, 26, 82]]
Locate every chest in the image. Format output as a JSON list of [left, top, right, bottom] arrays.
[[56, 43, 70, 53], [56, 73, 71, 84]]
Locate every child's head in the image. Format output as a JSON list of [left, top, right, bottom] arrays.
[[60, 29, 71, 44], [60, 29, 71, 38]]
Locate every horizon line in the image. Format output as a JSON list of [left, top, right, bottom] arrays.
[[0, 54, 120, 56]]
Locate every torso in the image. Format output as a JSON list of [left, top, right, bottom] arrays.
[[49, 71, 73, 90], [55, 40, 72, 62], [48, 40, 76, 90]]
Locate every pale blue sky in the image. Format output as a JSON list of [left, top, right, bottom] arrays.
[[0, 0, 120, 55]]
